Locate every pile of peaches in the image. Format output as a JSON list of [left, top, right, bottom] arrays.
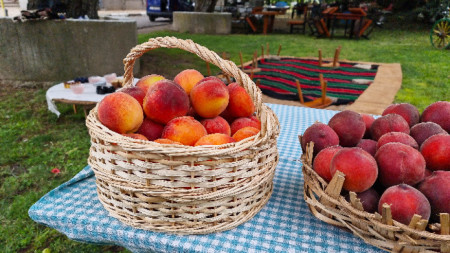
[[97, 69, 261, 147], [301, 101, 449, 226]]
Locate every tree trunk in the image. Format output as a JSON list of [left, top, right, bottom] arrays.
[[194, 0, 218, 12]]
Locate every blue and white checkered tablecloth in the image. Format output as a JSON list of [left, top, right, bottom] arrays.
[[29, 104, 384, 253]]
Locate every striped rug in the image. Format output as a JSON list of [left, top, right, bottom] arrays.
[[245, 57, 379, 105]]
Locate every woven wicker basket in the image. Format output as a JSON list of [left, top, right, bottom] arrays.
[[85, 37, 280, 234], [300, 140, 450, 253]]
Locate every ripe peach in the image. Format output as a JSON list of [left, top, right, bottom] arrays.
[[375, 142, 426, 187], [382, 103, 420, 127], [197, 76, 222, 86], [421, 101, 450, 132], [219, 108, 236, 123], [418, 171, 450, 221], [330, 147, 378, 192], [135, 74, 165, 94], [194, 133, 235, 146], [226, 82, 255, 118], [230, 116, 261, 136], [97, 92, 144, 134], [190, 79, 229, 118], [361, 113, 375, 138], [376, 132, 419, 150], [153, 138, 183, 145], [378, 184, 431, 225], [232, 126, 260, 142], [120, 87, 146, 106], [370, 114, 410, 141], [410, 122, 447, 147], [143, 80, 190, 124], [346, 188, 380, 213], [301, 122, 340, 156], [356, 139, 377, 157], [201, 116, 231, 136], [312, 145, 343, 182], [136, 118, 164, 141], [420, 134, 450, 171], [173, 69, 204, 95], [328, 110, 366, 147], [161, 116, 207, 146], [122, 133, 148, 141]]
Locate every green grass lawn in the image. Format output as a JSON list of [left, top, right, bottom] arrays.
[[0, 25, 448, 252]]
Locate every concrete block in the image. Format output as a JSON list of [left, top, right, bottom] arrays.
[[0, 18, 138, 84], [173, 12, 231, 34]]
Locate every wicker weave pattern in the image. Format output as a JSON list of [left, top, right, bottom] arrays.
[[85, 37, 280, 234], [301, 142, 450, 253]]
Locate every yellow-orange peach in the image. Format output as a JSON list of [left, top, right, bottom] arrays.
[[143, 80, 190, 124], [173, 69, 204, 95], [190, 79, 229, 118], [194, 133, 235, 146], [122, 133, 148, 141], [232, 126, 260, 142], [230, 116, 261, 135], [153, 138, 183, 145], [97, 92, 144, 134], [135, 74, 165, 94], [226, 82, 255, 118], [161, 116, 207, 146]]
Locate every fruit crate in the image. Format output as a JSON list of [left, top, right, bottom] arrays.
[[85, 37, 280, 234], [300, 141, 450, 253]]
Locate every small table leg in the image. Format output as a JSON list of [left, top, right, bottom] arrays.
[[72, 104, 77, 114], [263, 15, 269, 34]]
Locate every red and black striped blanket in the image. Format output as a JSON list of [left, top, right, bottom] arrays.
[[245, 57, 379, 105]]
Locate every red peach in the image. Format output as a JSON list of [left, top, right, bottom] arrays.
[[194, 133, 235, 146], [421, 101, 450, 132], [232, 126, 260, 142], [410, 122, 447, 147], [382, 103, 420, 127], [201, 116, 231, 136], [120, 87, 146, 106], [361, 113, 375, 138], [190, 79, 229, 118], [143, 80, 190, 124], [375, 142, 426, 187], [173, 69, 204, 95], [197, 76, 222, 86], [328, 110, 366, 147], [370, 114, 410, 141], [330, 147, 378, 192], [356, 139, 377, 157], [420, 134, 450, 171], [418, 171, 450, 221], [312, 145, 343, 182], [226, 82, 255, 118], [122, 133, 148, 141], [97, 92, 144, 134], [345, 188, 380, 213], [137, 118, 165, 141], [161, 116, 207, 146], [376, 132, 419, 150], [230, 116, 261, 136], [135, 74, 165, 94], [153, 138, 183, 145], [378, 184, 431, 225], [301, 122, 340, 156]]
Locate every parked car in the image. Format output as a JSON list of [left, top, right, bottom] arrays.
[[146, 0, 194, 21]]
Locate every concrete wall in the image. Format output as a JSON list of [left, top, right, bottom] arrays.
[[0, 18, 139, 83], [173, 12, 231, 34], [102, 0, 145, 10]]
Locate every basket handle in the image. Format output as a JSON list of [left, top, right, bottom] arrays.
[[122, 36, 263, 110]]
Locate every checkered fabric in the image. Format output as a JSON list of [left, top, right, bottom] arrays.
[[29, 104, 383, 253]]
